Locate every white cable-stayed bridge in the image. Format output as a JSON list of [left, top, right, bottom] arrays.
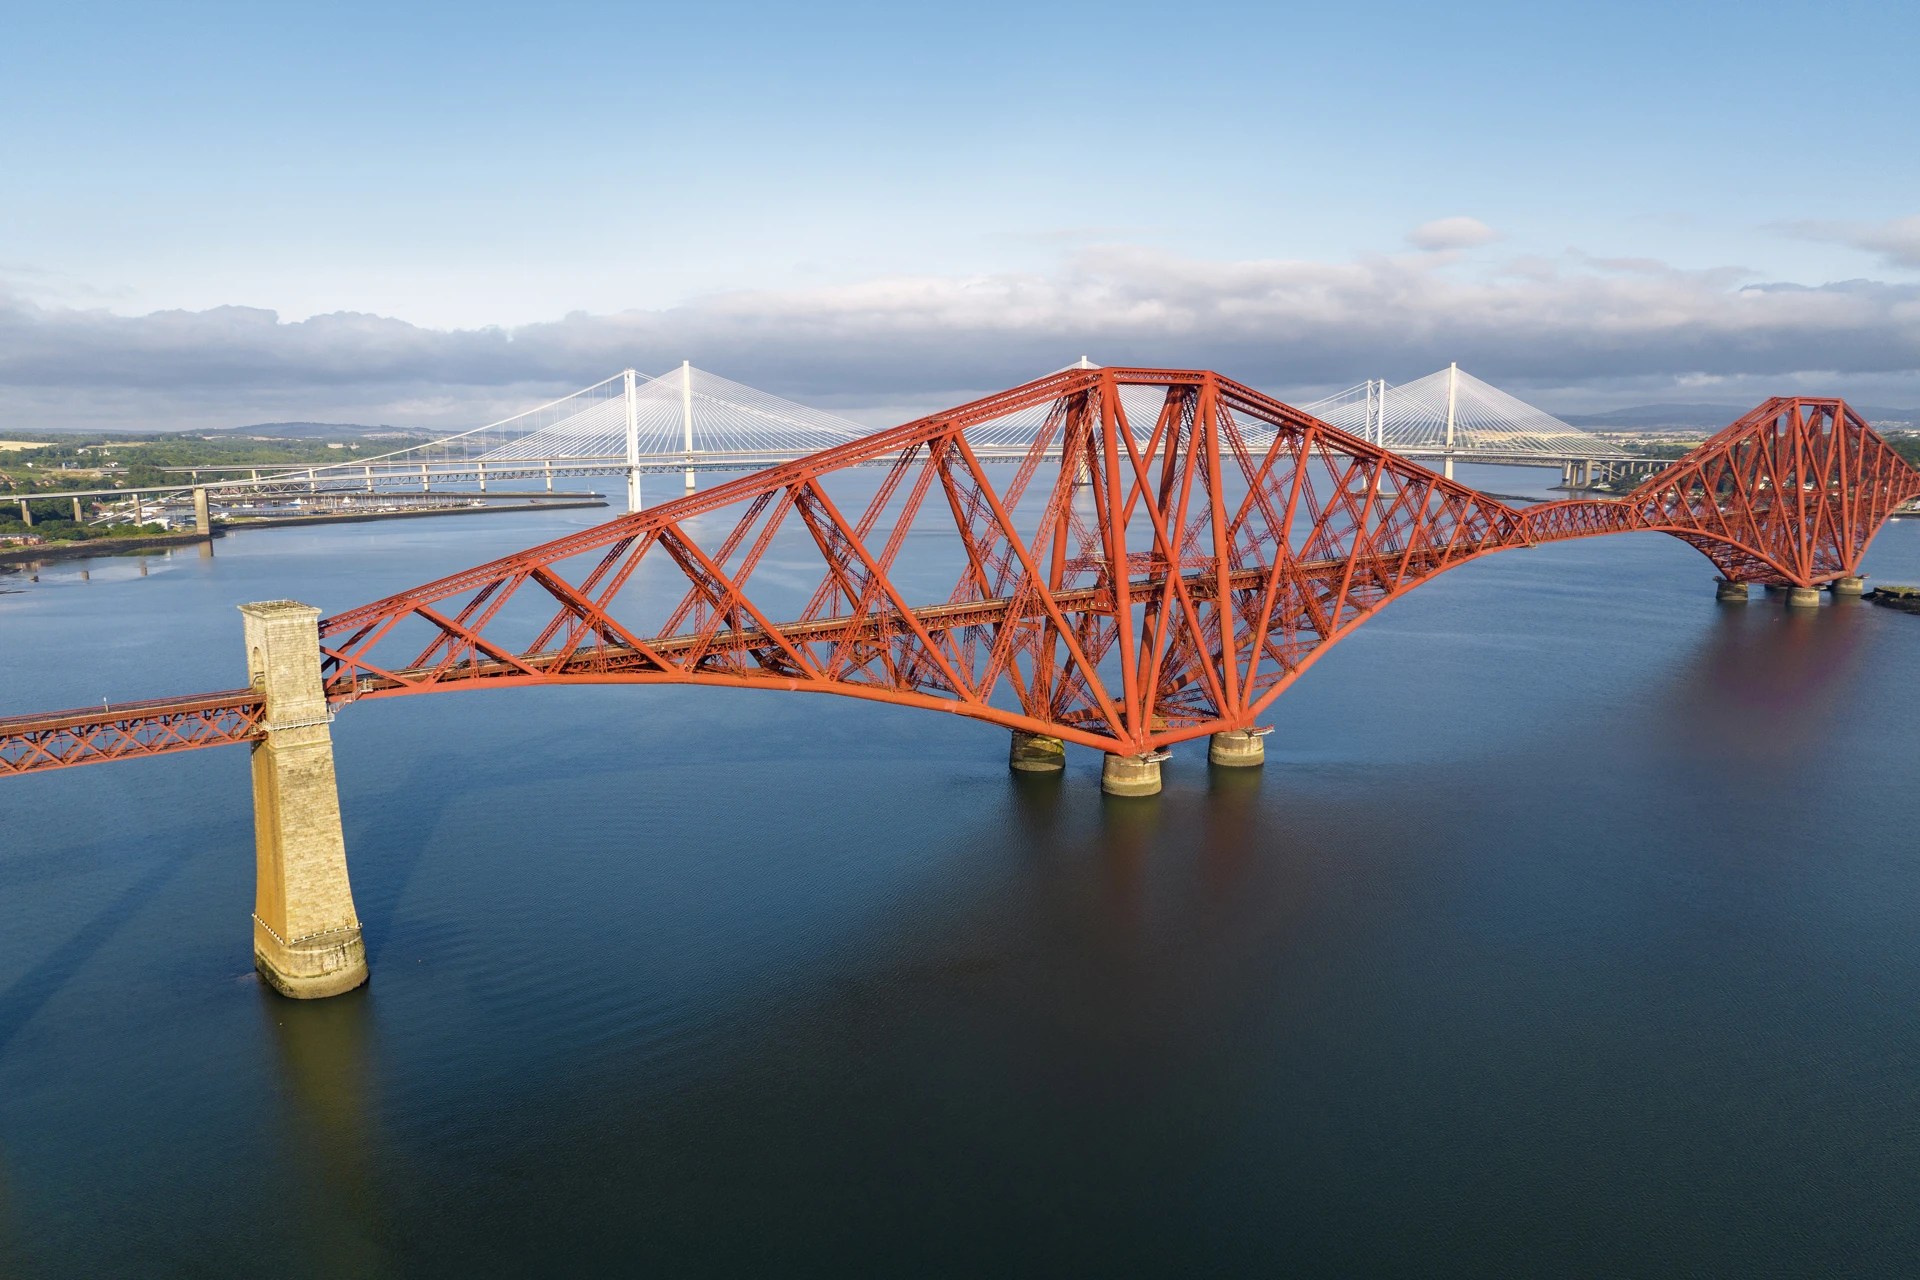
[[44, 360, 1656, 534], [1297, 363, 1635, 483]]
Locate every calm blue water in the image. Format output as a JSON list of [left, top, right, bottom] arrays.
[[3, 465, 1920, 1276]]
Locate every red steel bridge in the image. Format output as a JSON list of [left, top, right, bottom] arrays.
[[5, 368, 1919, 778]]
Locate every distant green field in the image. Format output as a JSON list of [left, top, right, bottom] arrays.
[[0, 432, 432, 497]]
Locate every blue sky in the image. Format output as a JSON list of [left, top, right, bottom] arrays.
[[4, 0, 1919, 430]]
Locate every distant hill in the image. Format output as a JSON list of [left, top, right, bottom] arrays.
[[206, 421, 423, 440], [1560, 403, 1920, 432]]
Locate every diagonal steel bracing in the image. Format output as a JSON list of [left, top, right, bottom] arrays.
[[1517, 397, 1918, 586], [5, 378, 1918, 777]]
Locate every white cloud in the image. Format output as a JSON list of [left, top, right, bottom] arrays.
[[1784, 215, 1920, 269], [1405, 217, 1503, 251], [4, 244, 1920, 432]]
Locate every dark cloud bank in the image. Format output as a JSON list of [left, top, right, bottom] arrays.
[[6, 246, 1920, 432]]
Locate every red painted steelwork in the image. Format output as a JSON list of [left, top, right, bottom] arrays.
[[3, 377, 1916, 776], [0, 689, 265, 776], [306, 368, 1524, 756], [1521, 397, 1919, 585]]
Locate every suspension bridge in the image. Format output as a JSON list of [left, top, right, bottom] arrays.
[[26, 360, 1650, 534], [5, 367, 1914, 1000]]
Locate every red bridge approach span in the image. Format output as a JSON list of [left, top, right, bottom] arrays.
[[4, 368, 1917, 997]]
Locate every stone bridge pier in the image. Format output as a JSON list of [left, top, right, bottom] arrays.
[[240, 601, 367, 999]]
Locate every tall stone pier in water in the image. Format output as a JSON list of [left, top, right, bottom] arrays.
[[240, 601, 367, 998]]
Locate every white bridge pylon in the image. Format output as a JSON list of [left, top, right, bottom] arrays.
[[1298, 363, 1628, 477], [477, 362, 869, 508], [253, 361, 1159, 512], [196, 360, 1629, 516], [268, 363, 873, 511]]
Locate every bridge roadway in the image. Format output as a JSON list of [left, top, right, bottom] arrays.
[[43, 443, 1652, 520], [45, 448, 1068, 503], [0, 541, 1503, 776]]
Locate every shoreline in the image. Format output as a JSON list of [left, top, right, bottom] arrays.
[[0, 498, 610, 564], [0, 530, 216, 565], [218, 498, 607, 530]]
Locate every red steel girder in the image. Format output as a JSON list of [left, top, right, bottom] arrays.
[[0, 690, 266, 776], [4, 379, 1916, 778], [306, 368, 1526, 755], [1520, 397, 1920, 586]]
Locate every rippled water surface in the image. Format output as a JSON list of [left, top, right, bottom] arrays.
[[4, 466, 1920, 1276]]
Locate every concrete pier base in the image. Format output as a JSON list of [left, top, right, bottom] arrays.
[[1102, 753, 1163, 796], [1785, 586, 1822, 608], [1830, 576, 1867, 596], [253, 919, 368, 1000], [241, 601, 367, 999], [1009, 730, 1066, 772], [193, 487, 211, 535], [1715, 578, 1750, 602], [1207, 730, 1265, 767]]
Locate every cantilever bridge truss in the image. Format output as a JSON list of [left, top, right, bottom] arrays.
[[4, 371, 1917, 775]]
